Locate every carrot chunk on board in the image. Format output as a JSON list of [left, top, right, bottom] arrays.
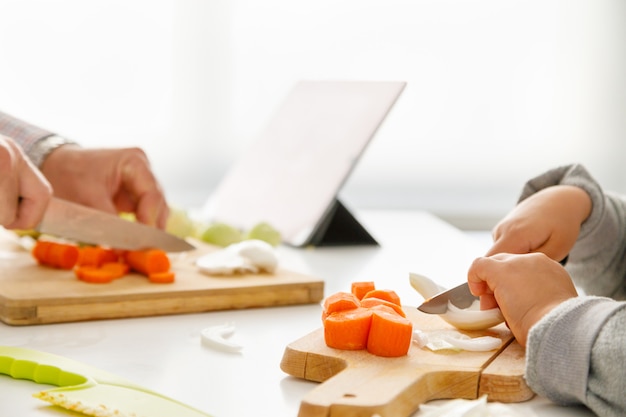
[[360, 297, 406, 318], [75, 266, 118, 283], [323, 307, 373, 351], [77, 246, 118, 267], [32, 240, 79, 270], [124, 249, 171, 275], [350, 281, 376, 300], [148, 271, 176, 284], [362, 289, 402, 306], [366, 309, 413, 357]]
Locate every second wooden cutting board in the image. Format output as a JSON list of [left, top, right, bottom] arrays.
[[281, 308, 534, 417], [0, 230, 324, 325]]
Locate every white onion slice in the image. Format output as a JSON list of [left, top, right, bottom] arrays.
[[201, 323, 243, 352], [440, 333, 501, 352], [441, 300, 504, 330], [409, 273, 504, 330], [196, 250, 258, 275], [228, 240, 278, 273], [413, 329, 501, 352], [409, 272, 446, 299], [195, 239, 278, 275]]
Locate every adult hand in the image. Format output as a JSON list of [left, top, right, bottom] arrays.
[[487, 185, 592, 262], [0, 135, 52, 229], [467, 252, 578, 346], [40, 145, 169, 228]]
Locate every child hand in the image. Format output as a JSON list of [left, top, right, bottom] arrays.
[[487, 185, 591, 262], [467, 252, 578, 346]]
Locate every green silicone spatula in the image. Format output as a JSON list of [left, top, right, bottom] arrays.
[[0, 345, 213, 417]]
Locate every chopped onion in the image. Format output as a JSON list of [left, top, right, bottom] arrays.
[[441, 300, 504, 331], [201, 323, 243, 352], [440, 333, 501, 351], [409, 272, 446, 299], [228, 240, 278, 272], [413, 329, 501, 352], [196, 239, 278, 275], [409, 273, 504, 331], [196, 250, 258, 275]]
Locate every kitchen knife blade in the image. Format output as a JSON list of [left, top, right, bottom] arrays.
[[36, 197, 195, 252], [0, 346, 213, 417], [417, 282, 479, 314]]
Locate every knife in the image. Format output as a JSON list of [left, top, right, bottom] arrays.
[[36, 197, 195, 252], [0, 345, 213, 417], [417, 282, 479, 314]]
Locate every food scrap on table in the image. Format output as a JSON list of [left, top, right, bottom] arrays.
[[201, 323, 243, 353]]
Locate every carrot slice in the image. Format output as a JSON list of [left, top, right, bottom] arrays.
[[360, 297, 406, 318], [351, 281, 376, 300], [321, 292, 361, 321], [366, 309, 413, 357], [32, 240, 79, 269], [148, 271, 176, 284], [323, 307, 373, 350], [32, 240, 53, 264], [101, 262, 130, 279], [74, 266, 118, 283], [362, 289, 402, 306], [124, 249, 171, 275], [77, 246, 118, 267]]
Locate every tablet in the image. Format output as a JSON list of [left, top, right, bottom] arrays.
[[204, 80, 406, 247]]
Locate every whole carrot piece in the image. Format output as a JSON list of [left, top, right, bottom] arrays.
[[124, 249, 171, 276]]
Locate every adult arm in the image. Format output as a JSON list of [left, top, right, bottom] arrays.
[[0, 111, 169, 228]]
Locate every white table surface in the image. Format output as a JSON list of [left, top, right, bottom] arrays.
[[0, 210, 594, 417]]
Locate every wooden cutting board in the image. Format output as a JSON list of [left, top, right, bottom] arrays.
[[281, 308, 534, 417], [0, 229, 323, 326]]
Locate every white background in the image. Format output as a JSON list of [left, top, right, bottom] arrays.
[[1, 0, 625, 228]]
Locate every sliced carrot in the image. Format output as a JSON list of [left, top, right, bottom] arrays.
[[32, 240, 53, 264], [124, 249, 171, 275], [77, 246, 118, 267], [366, 309, 413, 357], [323, 307, 373, 350], [351, 281, 376, 300], [360, 297, 406, 318], [321, 292, 361, 321], [101, 262, 130, 279], [322, 292, 360, 314], [32, 240, 79, 269], [74, 266, 118, 283], [362, 289, 402, 306], [148, 271, 176, 284]]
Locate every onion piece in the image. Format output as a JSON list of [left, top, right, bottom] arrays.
[[440, 333, 501, 352], [196, 239, 278, 275], [409, 272, 445, 299], [201, 323, 243, 352], [229, 240, 278, 273], [196, 250, 258, 275], [409, 272, 504, 331], [413, 329, 501, 352], [441, 300, 504, 331]]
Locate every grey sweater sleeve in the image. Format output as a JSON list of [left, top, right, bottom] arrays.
[[526, 297, 626, 417], [518, 163, 626, 417]]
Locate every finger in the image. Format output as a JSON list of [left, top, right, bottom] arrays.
[[480, 294, 499, 310], [8, 161, 52, 230], [485, 234, 533, 256], [116, 149, 167, 227], [467, 256, 501, 310]]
